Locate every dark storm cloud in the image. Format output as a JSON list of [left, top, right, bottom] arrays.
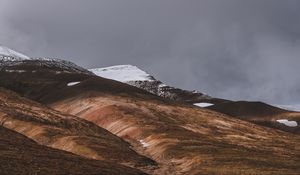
[[1, 0, 300, 104]]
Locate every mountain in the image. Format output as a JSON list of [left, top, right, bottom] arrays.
[[1, 45, 300, 174], [1, 55, 300, 174], [90, 65, 229, 105]]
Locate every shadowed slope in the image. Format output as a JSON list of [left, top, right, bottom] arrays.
[[208, 101, 287, 117], [0, 125, 146, 175]]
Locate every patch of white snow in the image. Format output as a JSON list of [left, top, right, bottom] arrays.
[[139, 139, 150, 148], [67, 81, 80, 86], [276, 119, 298, 127], [5, 70, 26, 73], [194, 103, 214, 107], [89, 65, 154, 82]]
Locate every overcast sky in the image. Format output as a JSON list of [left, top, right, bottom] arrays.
[[1, 0, 300, 104]]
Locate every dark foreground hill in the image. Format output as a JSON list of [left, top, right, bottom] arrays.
[[0, 125, 146, 175]]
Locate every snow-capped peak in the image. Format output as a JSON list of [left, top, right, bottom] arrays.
[[0, 45, 30, 60], [89, 64, 155, 82], [90, 64, 212, 104]]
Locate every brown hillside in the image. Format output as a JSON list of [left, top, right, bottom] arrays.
[[0, 88, 156, 173]]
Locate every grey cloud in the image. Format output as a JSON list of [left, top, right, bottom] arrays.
[[1, 0, 300, 104]]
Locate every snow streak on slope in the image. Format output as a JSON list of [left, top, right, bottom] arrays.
[[194, 103, 214, 107], [90, 65, 155, 82], [67, 81, 81, 86], [0, 45, 30, 60]]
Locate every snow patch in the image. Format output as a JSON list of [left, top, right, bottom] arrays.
[[194, 103, 214, 107], [276, 119, 298, 127], [139, 139, 150, 148], [67, 81, 80, 86], [5, 70, 26, 73], [89, 65, 154, 82]]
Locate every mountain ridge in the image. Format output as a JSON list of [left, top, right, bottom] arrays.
[[90, 65, 229, 104]]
